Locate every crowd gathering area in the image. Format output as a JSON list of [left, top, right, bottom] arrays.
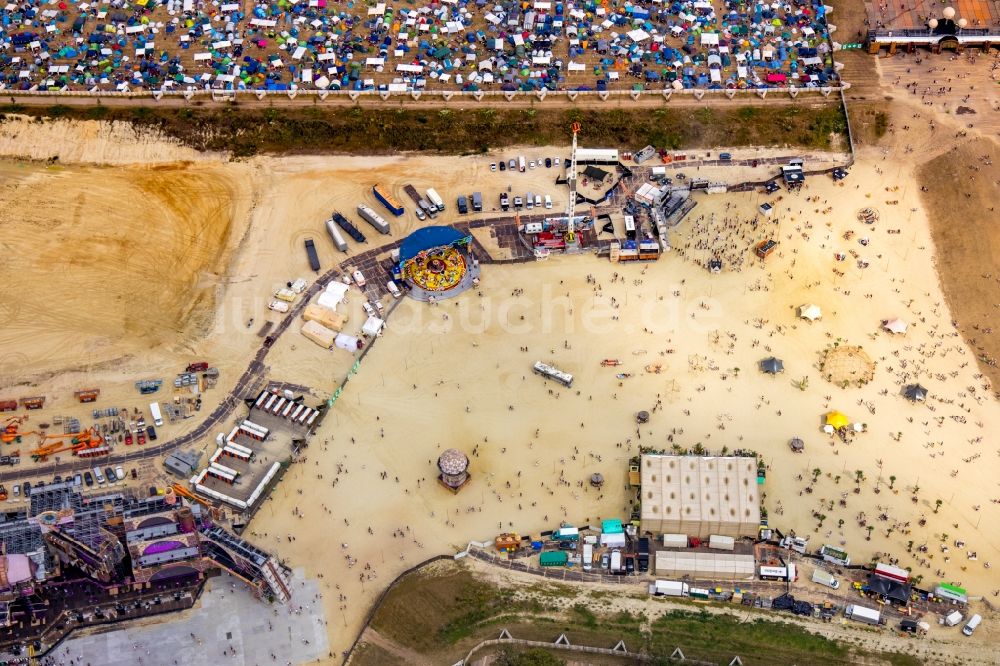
[[0, 0, 839, 93]]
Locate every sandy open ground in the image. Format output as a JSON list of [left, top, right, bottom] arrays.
[[0, 52, 998, 663]]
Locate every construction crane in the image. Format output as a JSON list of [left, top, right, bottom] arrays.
[[565, 121, 581, 244]]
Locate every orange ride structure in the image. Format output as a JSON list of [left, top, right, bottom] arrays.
[[396, 225, 478, 302]]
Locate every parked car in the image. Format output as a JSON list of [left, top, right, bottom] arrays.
[[73, 473, 82, 486], [131, 468, 138, 480], [490, 162, 497, 171], [105, 467, 116, 483], [545, 157, 552, 168], [12, 484, 20, 497], [115, 466, 125, 481], [528, 160, 536, 169], [362, 301, 375, 316], [83, 472, 94, 487], [499, 161, 506, 171], [508, 159, 516, 170], [147, 425, 157, 441], [600, 552, 610, 570]]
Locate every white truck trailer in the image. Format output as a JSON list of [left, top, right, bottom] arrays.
[[845, 604, 881, 625], [426, 188, 445, 212], [651, 580, 689, 597]]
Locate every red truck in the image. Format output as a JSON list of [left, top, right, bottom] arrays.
[[186, 362, 209, 373], [136, 431, 146, 446], [124, 431, 133, 446]]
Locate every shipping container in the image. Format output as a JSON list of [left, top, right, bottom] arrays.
[[540, 551, 568, 567]]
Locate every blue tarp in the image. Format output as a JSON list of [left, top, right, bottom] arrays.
[[399, 225, 468, 263]]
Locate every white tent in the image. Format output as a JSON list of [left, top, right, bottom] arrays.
[[600, 532, 627, 547], [627, 28, 650, 42], [362, 315, 385, 337], [798, 304, 822, 321], [882, 318, 908, 334]]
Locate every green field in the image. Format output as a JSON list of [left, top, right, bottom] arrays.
[[0, 103, 848, 157], [358, 562, 920, 666]]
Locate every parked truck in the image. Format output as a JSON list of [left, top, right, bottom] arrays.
[[811, 568, 840, 590], [324, 218, 349, 252], [149, 402, 163, 427], [553, 526, 579, 542], [426, 188, 444, 212], [845, 604, 881, 625], [304, 239, 320, 271], [357, 204, 391, 235], [652, 580, 689, 597]]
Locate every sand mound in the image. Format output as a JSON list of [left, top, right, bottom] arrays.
[[0, 114, 225, 165], [0, 162, 248, 382]]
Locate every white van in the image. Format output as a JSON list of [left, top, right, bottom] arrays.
[[582, 544, 593, 571], [609, 550, 622, 572], [387, 281, 402, 298], [544, 194, 552, 209], [962, 614, 981, 636], [811, 568, 840, 590], [525, 192, 534, 209], [534, 194, 542, 208], [93, 467, 105, 485]]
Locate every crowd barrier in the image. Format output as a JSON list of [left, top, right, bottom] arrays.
[[1, 84, 850, 104]]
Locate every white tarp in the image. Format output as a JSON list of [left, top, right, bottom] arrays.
[[627, 28, 649, 42]]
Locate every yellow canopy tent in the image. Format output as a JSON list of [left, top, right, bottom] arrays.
[[825, 411, 850, 429]]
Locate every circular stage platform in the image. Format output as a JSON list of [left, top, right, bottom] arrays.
[[398, 226, 480, 302]]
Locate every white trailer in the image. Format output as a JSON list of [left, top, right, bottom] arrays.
[[609, 550, 622, 572], [325, 218, 349, 252], [662, 533, 688, 549], [426, 188, 445, 211], [149, 402, 163, 427], [846, 604, 881, 625], [357, 204, 391, 235], [708, 535, 735, 551], [653, 580, 689, 597]]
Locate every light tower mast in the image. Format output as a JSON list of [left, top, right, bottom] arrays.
[[565, 121, 581, 244]]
